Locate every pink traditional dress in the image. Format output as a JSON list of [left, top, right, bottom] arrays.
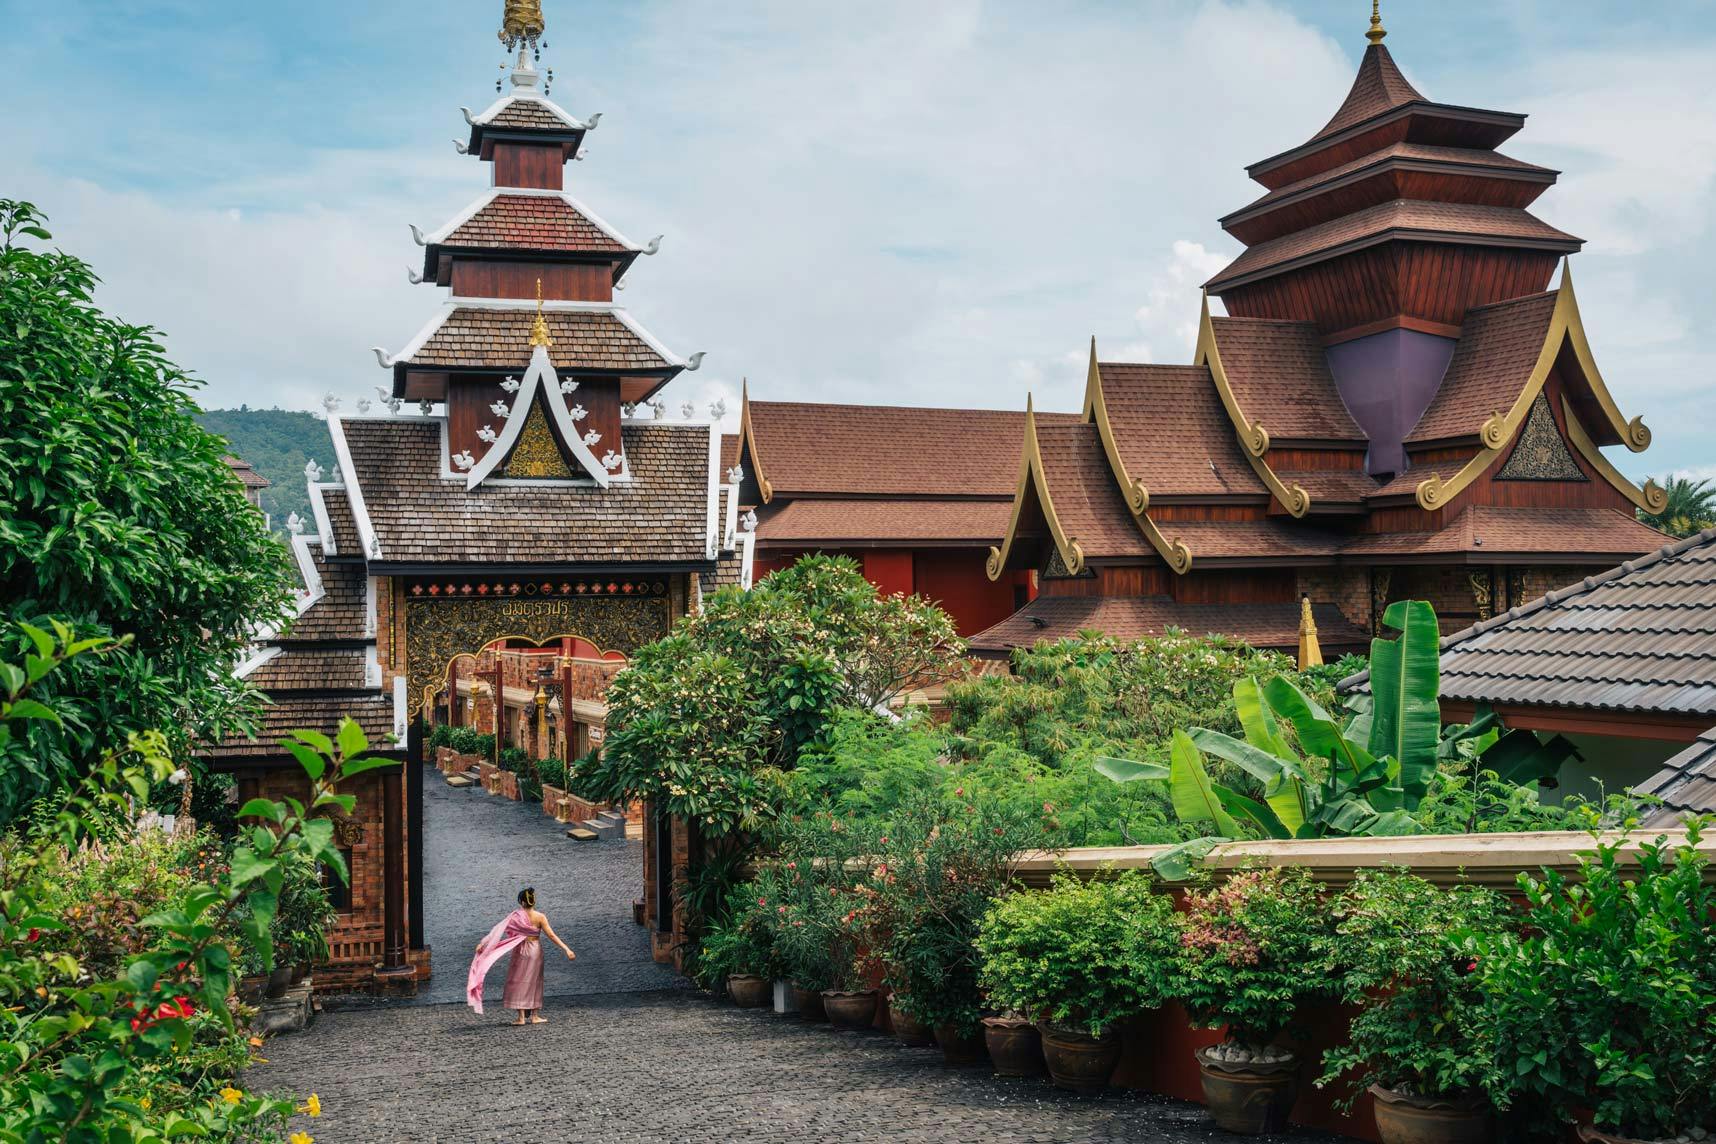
[[466, 908, 544, 1014]]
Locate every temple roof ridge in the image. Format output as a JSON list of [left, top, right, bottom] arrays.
[[1311, 42, 1425, 145]]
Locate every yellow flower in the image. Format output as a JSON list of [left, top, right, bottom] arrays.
[[290, 1133, 315, 1144], [139, 1096, 151, 1110], [219, 1086, 243, 1105], [303, 1093, 322, 1118]]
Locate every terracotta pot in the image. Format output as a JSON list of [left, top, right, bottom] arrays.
[[1369, 1086, 1490, 1144], [888, 997, 935, 1047], [290, 961, 310, 985], [728, 974, 771, 1009], [264, 965, 294, 999], [983, 1017, 1045, 1077], [822, 989, 878, 1029], [1196, 1046, 1299, 1133], [1041, 1027, 1120, 1094], [934, 1022, 988, 1066], [792, 985, 828, 1022]]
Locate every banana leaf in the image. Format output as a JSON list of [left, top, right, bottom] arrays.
[[1093, 756, 1171, 783], [1477, 729, 1581, 786], [1168, 730, 1239, 837], [1262, 676, 1372, 778], [1235, 676, 1291, 757], [1188, 726, 1308, 835], [1213, 786, 1291, 840], [1438, 706, 1501, 760], [1148, 836, 1222, 883], [1367, 600, 1441, 802]]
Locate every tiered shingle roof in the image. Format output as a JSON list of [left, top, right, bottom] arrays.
[[391, 306, 676, 374], [969, 596, 1370, 657], [433, 194, 632, 255]]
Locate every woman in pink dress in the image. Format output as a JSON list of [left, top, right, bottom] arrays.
[[466, 887, 575, 1025]]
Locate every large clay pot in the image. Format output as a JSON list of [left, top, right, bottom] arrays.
[[1369, 1086, 1490, 1144], [264, 965, 294, 999], [888, 997, 935, 1047], [934, 1022, 988, 1066], [727, 974, 771, 1009], [983, 1016, 1045, 1077], [792, 984, 828, 1022], [1196, 1046, 1299, 1133], [1040, 1027, 1120, 1094], [823, 989, 878, 1030]]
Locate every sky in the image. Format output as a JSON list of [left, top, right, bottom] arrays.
[[3, 0, 1713, 481]]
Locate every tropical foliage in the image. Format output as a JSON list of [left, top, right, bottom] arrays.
[[0, 200, 296, 824], [195, 408, 332, 537], [1638, 473, 1716, 537]]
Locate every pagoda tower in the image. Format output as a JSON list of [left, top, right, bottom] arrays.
[[978, 4, 1669, 654]]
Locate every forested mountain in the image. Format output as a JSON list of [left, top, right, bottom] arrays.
[[196, 407, 331, 534]]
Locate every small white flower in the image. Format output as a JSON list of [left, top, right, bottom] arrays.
[[489, 400, 510, 418], [476, 425, 498, 443], [569, 404, 587, 421], [167, 768, 188, 786], [583, 430, 602, 446]]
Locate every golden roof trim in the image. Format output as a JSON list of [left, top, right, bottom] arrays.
[[1194, 295, 1312, 517], [1560, 396, 1668, 515], [735, 380, 775, 503], [1082, 338, 1193, 575], [1416, 262, 1653, 511], [986, 396, 1086, 581]]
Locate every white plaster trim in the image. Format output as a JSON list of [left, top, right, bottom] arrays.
[[738, 531, 756, 591], [363, 575, 378, 640], [610, 307, 689, 369], [704, 423, 722, 560], [465, 92, 589, 131], [326, 416, 382, 560], [365, 642, 383, 690], [307, 483, 337, 553], [421, 187, 642, 252], [392, 675, 408, 744], [722, 480, 740, 551], [377, 304, 456, 368], [463, 344, 612, 490], [236, 644, 282, 682]]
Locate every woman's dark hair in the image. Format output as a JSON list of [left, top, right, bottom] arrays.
[[518, 887, 536, 909]]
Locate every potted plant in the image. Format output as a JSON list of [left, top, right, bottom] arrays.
[[767, 813, 879, 1025], [1175, 865, 1335, 1133], [872, 794, 1042, 1065], [977, 871, 1179, 1094], [1318, 871, 1512, 1143], [1474, 828, 1716, 1141], [698, 886, 777, 1009], [271, 852, 338, 988]]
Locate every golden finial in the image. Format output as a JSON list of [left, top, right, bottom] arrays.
[[528, 278, 553, 348], [1297, 595, 1323, 670], [500, 0, 546, 52], [1366, 0, 1387, 45]]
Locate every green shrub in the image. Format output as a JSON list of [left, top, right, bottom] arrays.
[[976, 871, 1179, 1038], [697, 884, 780, 986], [446, 727, 493, 757], [427, 724, 453, 750], [498, 746, 529, 772], [764, 812, 881, 992], [1317, 871, 1513, 1109], [536, 755, 567, 789], [1174, 866, 1336, 1049], [1474, 827, 1716, 1136]]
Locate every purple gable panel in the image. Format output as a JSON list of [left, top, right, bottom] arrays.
[[1325, 329, 1457, 476]]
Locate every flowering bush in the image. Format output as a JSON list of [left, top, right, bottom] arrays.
[[1173, 866, 1335, 1050], [976, 871, 1180, 1038], [1317, 871, 1513, 1109], [763, 812, 882, 993], [696, 883, 781, 983]]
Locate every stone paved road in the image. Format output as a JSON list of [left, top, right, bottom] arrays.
[[411, 765, 684, 1006], [248, 991, 1350, 1144]]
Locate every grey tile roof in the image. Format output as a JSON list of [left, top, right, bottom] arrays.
[[1636, 727, 1716, 825], [1342, 526, 1716, 717], [343, 418, 714, 567]]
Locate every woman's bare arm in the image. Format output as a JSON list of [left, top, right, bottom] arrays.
[[536, 912, 575, 959]]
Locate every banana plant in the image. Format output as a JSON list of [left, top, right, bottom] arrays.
[[1096, 601, 1570, 879]]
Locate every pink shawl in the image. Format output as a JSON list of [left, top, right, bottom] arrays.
[[466, 908, 540, 1014]]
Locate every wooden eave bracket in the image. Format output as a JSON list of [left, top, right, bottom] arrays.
[[1193, 297, 1312, 518], [986, 396, 1086, 581], [1083, 340, 1194, 574], [1415, 260, 1654, 512]]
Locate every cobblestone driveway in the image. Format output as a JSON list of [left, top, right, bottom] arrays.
[[248, 991, 1347, 1143]]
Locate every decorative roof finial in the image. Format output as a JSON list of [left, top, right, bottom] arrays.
[[529, 278, 553, 348], [499, 0, 546, 54], [1366, 0, 1387, 45]]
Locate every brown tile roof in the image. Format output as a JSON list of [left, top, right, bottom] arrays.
[[720, 433, 740, 473], [968, 595, 1370, 656], [1637, 727, 1716, 825], [248, 648, 371, 692], [438, 194, 629, 254], [1098, 364, 1267, 497], [745, 400, 1078, 499], [1343, 526, 1716, 718], [700, 548, 748, 596], [1274, 469, 1377, 504], [1366, 461, 1466, 500], [223, 455, 270, 489], [319, 487, 362, 557], [1207, 201, 1580, 291], [1159, 519, 1346, 561], [1404, 291, 1558, 444], [342, 418, 713, 567], [1034, 422, 1150, 560], [482, 99, 580, 133], [1311, 43, 1425, 143], [398, 308, 672, 373], [200, 692, 398, 762], [1339, 506, 1666, 559], [1208, 318, 1365, 442], [282, 550, 369, 641], [756, 498, 1014, 546], [1236, 143, 1555, 217]]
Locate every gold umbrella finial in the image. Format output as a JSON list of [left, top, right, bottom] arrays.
[[1366, 0, 1387, 45], [1297, 595, 1323, 670], [500, 0, 547, 53], [529, 278, 553, 348]]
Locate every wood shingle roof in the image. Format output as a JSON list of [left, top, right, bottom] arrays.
[[969, 595, 1370, 657]]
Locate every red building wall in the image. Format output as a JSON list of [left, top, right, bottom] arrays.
[[755, 547, 1031, 637]]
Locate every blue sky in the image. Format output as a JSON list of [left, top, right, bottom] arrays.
[[3, 1, 1713, 481]]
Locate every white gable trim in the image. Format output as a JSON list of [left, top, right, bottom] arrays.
[[723, 479, 740, 551], [611, 307, 690, 369], [236, 644, 283, 681], [307, 483, 337, 553], [326, 417, 382, 559], [464, 92, 589, 132], [738, 531, 756, 591], [463, 344, 612, 490], [704, 423, 722, 560], [376, 304, 456, 369]]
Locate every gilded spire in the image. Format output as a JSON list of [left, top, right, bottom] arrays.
[[529, 278, 553, 348], [1366, 0, 1387, 45], [500, 0, 547, 53]]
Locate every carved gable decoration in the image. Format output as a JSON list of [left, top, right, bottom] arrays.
[[501, 399, 578, 480], [1496, 392, 1586, 482], [1041, 547, 1092, 580]]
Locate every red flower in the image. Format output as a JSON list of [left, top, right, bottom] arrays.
[[26, 929, 39, 943]]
